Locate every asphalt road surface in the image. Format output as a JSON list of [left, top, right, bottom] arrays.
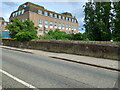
[[1, 48, 119, 88]]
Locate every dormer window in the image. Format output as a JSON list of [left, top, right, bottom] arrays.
[[18, 11, 21, 15], [12, 13, 15, 17], [21, 9, 25, 14], [66, 17, 68, 21], [74, 20, 77, 23], [23, 5, 27, 8], [72, 19, 74, 22], [69, 18, 71, 21], [62, 16, 65, 20], [15, 12, 18, 16], [50, 13, 53, 17], [44, 11, 48, 16], [54, 14, 57, 18], [38, 10, 42, 14], [59, 15, 61, 19]]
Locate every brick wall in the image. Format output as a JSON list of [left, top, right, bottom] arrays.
[[2, 39, 120, 60]]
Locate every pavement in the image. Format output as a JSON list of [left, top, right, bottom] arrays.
[[1, 48, 119, 88], [1, 45, 119, 72]]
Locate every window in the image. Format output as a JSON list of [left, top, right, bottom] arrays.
[[38, 30, 43, 34], [38, 10, 42, 14], [59, 23, 61, 27], [50, 21, 53, 26], [12, 13, 15, 17], [68, 18, 69, 21], [21, 9, 25, 14], [62, 23, 64, 27], [4, 22, 7, 25], [62, 16, 65, 20], [66, 24, 68, 28], [72, 19, 74, 22], [54, 22, 57, 27], [59, 15, 61, 19], [66, 17, 68, 21], [44, 20, 48, 26], [74, 20, 77, 23], [44, 11, 48, 16], [45, 30, 48, 33], [54, 14, 57, 18], [72, 25, 74, 29], [39, 19, 42, 25], [69, 18, 71, 21], [49, 13, 53, 17], [69, 25, 71, 29], [23, 5, 27, 8], [15, 12, 18, 16], [18, 11, 21, 15]]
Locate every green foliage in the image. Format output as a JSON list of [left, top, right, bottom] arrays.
[[40, 29, 69, 40], [39, 29, 88, 41], [84, 1, 112, 41], [6, 18, 38, 41], [112, 2, 120, 41]]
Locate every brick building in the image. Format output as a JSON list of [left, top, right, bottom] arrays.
[[0, 17, 9, 31], [9, 2, 78, 35], [0, 17, 10, 38]]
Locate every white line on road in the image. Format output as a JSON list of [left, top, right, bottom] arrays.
[[0, 69, 39, 89]]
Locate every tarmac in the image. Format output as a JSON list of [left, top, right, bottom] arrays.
[[1, 45, 120, 72]]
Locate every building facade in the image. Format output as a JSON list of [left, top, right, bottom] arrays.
[[0, 17, 9, 31], [0, 17, 10, 38], [9, 2, 78, 35]]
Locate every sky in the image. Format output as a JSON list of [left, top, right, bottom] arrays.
[[0, 1, 86, 33]]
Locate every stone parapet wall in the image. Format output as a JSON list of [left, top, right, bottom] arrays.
[[2, 39, 120, 60]]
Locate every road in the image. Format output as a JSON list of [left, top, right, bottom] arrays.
[[1, 48, 119, 88]]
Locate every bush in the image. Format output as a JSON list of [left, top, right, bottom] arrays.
[[39, 29, 88, 41], [6, 18, 38, 41]]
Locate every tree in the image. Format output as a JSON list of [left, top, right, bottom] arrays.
[[39, 29, 86, 41], [112, 1, 120, 41], [72, 33, 83, 40], [6, 18, 38, 41], [84, 2, 95, 41], [84, 1, 112, 41]]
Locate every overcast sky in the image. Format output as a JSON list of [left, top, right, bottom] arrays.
[[0, 1, 86, 33]]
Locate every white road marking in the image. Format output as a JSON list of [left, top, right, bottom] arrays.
[[0, 69, 38, 89]]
